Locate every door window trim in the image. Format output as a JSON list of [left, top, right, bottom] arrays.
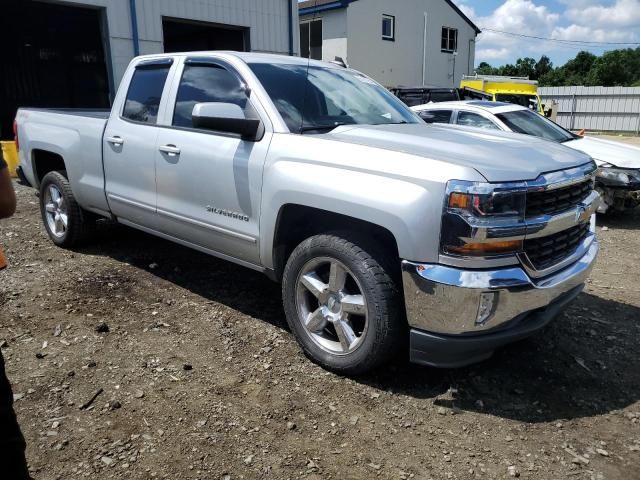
[[119, 57, 177, 127], [157, 56, 269, 139]]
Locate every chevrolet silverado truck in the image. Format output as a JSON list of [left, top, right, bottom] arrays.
[[15, 52, 600, 374]]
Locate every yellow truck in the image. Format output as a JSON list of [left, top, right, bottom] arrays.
[[460, 75, 544, 114]]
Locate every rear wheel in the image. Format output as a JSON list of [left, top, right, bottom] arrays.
[[282, 233, 405, 375], [39, 171, 94, 247]]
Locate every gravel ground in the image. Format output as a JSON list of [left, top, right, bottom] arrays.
[[590, 134, 640, 146], [1, 179, 639, 480]]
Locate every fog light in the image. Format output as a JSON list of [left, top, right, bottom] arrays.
[[476, 292, 497, 325]]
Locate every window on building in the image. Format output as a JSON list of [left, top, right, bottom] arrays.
[[418, 110, 453, 124], [456, 111, 500, 130], [122, 65, 171, 124], [382, 14, 395, 41], [172, 64, 248, 128], [441, 27, 457, 52], [300, 19, 322, 60]]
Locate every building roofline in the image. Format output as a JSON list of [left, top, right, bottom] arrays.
[[299, 0, 480, 35], [444, 0, 481, 34]]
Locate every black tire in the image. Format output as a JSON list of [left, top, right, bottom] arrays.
[[39, 171, 94, 247], [282, 232, 406, 375]]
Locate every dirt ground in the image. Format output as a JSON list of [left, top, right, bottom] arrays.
[[1, 173, 639, 479], [591, 134, 640, 147]]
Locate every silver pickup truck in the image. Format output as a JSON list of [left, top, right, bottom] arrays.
[[15, 52, 600, 374]]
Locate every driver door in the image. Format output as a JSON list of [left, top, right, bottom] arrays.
[[154, 58, 271, 265]]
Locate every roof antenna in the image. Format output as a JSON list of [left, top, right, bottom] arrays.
[[298, 0, 319, 134]]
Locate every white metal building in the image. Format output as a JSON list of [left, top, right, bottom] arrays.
[[0, 0, 299, 138], [299, 0, 480, 88], [80, 0, 299, 86]]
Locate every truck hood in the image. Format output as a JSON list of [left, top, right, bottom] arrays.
[[325, 123, 592, 182], [563, 136, 640, 169]]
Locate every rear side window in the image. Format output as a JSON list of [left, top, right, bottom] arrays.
[[418, 110, 453, 124], [173, 64, 248, 128], [122, 66, 171, 124], [456, 111, 500, 130]]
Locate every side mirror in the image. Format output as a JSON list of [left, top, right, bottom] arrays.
[[192, 102, 262, 141]]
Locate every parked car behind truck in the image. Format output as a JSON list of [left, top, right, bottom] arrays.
[[412, 100, 640, 213], [16, 53, 600, 374]]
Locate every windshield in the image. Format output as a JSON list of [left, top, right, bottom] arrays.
[[497, 109, 575, 143], [248, 62, 419, 133], [495, 93, 538, 111]]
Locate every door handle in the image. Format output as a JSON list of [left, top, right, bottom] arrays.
[[159, 144, 181, 156], [106, 136, 124, 146]]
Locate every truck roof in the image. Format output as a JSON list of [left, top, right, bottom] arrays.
[[132, 51, 338, 68]]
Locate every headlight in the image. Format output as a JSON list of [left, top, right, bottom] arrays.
[[441, 181, 526, 257], [596, 164, 640, 185]]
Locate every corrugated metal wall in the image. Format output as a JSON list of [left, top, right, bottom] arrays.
[[539, 86, 640, 134], [61, 0, 299, 87]]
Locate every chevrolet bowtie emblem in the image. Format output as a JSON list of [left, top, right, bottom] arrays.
[[575, 203, 591, 223]]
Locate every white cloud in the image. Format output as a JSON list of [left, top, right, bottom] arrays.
[[461, 0, 640, 66], [563, 0, 640, 28]]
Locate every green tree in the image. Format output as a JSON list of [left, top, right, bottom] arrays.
[[476, 62, 495, 75], [477, 48, 640, 87], [515, 57, 536, 78], [534, 55, 553, 80]]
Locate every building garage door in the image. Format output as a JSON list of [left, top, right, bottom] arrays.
[[163, 17, 249, 53], [0, 0, 111, 140]]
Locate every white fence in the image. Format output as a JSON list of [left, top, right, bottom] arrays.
[[539, 86, 640, 134]]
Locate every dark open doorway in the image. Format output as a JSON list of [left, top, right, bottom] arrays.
[[0, 0, 111, 139], [162, 17, 250, 53]]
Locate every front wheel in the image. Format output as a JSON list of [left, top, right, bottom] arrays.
[[282, 233, 405, 375], [39, 171, 94, 247]]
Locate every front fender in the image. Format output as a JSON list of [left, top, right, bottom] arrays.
[[260, 160, 446, 269]]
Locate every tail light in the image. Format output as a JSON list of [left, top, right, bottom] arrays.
[[13, 119, 19, 151]]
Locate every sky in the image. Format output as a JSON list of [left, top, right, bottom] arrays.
[[458, 0, 640, 67]]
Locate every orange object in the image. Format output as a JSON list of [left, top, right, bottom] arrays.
[[577, 129, 586, 136], [448, 192, 471, 209], [0, 247, 7, 270], [447, 240, 522, 256]]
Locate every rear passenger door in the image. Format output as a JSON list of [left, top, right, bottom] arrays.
[[153, 57, 271, 266], [103, 58, 175, 228]]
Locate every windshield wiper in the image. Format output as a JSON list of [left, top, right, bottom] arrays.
[[298, 122, 352, 134], [372, 120, 409, 126]]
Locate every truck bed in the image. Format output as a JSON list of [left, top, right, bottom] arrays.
[[20, 107, 111, 119], [16, 107, 111, 215]]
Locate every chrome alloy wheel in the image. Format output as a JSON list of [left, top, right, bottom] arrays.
[[295, 257, 368, 355], [44, 184, 68, 238]]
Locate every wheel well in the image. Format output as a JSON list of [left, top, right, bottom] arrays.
[[272, 204, 400, 281], [32, 150, 66, 186]]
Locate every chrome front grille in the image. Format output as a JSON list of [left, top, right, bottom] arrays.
[[526, 179, 592, 218], [523, 222, 590, 271]]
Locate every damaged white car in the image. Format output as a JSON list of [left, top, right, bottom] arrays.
[[412, 101, 640, 213]]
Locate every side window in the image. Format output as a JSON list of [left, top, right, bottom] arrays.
[[441, 27, 458, 53], [418, 110, 453, 124], [300, 20, 322, 60], [456, 111, 500, 130], [172, 64, 248, 128], [122, 65, 171, 124], [382, 14, 395, 41]]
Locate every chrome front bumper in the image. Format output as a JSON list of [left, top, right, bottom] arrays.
[[402, 235, 598, 337]]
